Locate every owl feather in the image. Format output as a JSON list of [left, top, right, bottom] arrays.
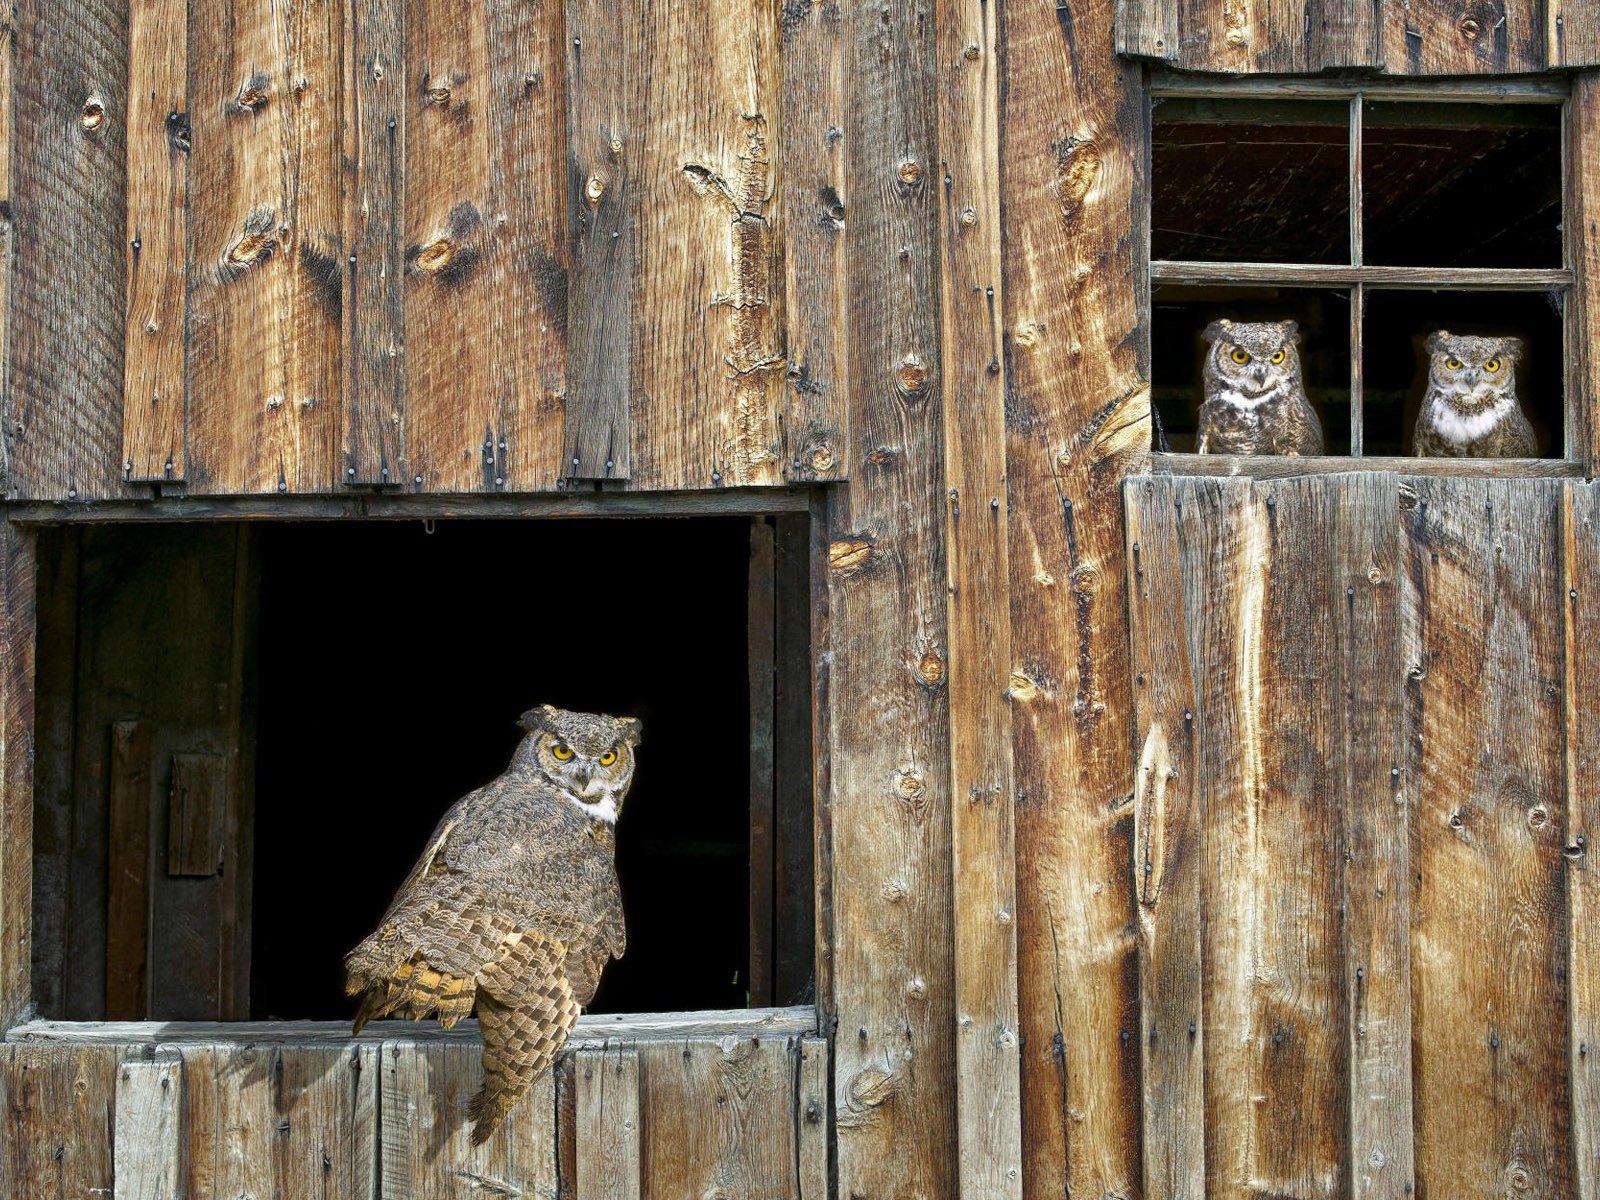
[[345, 705, 640, 1144], [1196, 319, 1324, 456], [1411, 330, 1536, 459]]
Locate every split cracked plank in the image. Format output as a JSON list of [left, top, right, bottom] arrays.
[[187, 0, 343, 493], [1401, 476, 1570, 1195], [826, 0, 954, 1194], [934, 0, 1021, 1188], [121, 0, 187, 482], [402, 0, 567, 492], [7, 0, 131, 500], [998, 0, 1147, 1194]]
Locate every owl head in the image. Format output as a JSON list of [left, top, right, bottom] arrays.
[[1203, 319, 1302, 395], [515, 704, 642, 823], [1425, 330, 1524, 410]]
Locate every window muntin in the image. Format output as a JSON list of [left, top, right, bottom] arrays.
[[1150, 82, 1572, 463]]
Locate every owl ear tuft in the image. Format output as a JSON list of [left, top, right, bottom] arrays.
[[1425, 330, 1451, 355], [517, 704, 562, 734], [1202, 319, 1232, 344], [618, 717, 643, 747], [1279, 321, 1301, 344], [1500, 336, 1527, 361]]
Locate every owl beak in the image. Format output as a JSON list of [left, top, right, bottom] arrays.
[[1465, 368, 1481, 387], [576, 763, 595, 789], [1251, 364, 1267, 387]]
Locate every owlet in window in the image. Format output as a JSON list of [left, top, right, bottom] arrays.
[[1197, 319, 1324, 456], [1411, 331, 1536, 458], [346, 704, 640, 1144]]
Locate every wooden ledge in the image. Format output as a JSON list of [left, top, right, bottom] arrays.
[[1148, 452, 1589, 480]]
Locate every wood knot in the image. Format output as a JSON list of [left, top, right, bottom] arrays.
[[1459, 17, 1481, 39], [231, 70, 272, 114], [219, 207, 279, 280], [828, 539, 873, 573], [80, 97, 106, 133], [1072, 565, 1100, 594], [412, 237, 457, 273], [1008, 671, 1039, 702], [917, 653, 945, 685], [896, 358, 929, 401], [425, 83, 452, 105], [586, 174, 606, 203], [896, 771, 926, 801], [898, 160, 921, 185], [809, 445, 835, 472]]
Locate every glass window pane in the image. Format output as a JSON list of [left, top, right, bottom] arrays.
[[1152, 98, 1350, 265]]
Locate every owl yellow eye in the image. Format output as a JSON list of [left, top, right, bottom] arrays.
[[1445, 357, 1463, 370], [550, 742, 574, 762], [1230, 347, 1251, 365], [1484, 358, 1501, 373], [1270, 349, 1286, 365], [599, 750, 617, 767]]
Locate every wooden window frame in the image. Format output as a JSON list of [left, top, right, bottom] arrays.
[[1145, 72, 1591, 479], [0, 489, 828, 1042]]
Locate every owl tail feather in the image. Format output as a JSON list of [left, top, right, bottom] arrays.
[[469, 979, 580, 1145], [347, 954, 476, 1035]]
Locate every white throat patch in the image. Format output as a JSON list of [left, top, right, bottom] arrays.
[[1429, 394, 1511, 444], [562, 791, 618, 825]]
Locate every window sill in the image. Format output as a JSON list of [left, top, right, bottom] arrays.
[[1149, 452, 1589, 480], [4, 1004, 818, 1047]]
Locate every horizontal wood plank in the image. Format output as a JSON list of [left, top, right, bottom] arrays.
[[1150, 454, 1585, 480], [1150, 261, 1572, 290]]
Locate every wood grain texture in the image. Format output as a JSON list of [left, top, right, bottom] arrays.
[[574, 1044, 640, 1200], [1336, 473, 1415, 1200], [0, 1044, 117, 1197], [1115, 0, 1179, 59], [561, 0, 637, 482], [180, 1043, 377, 1199], [168, 752, 225, 877], [121, 0, 187, 482], [402, 0, 566, 493], [113, 1048, 183, 1200], [1124, 476, 1206, 1199], [379, 1038, 553, 1200], [343, 0, 403, 487], [0, 523, 34, 1029], [1171, 0, 1314, 71], [1569, 73, 1600, 468], [1314, 0, 1384, 68], [1381, 0, 1548, 73], [997, 0, 1147, 1194], [826, 0, 954, 1194], [934, 0, 1021, 1189], [796, 1035, 829, 1200], [6, 0, 131, 501], [637, 1035, 796, 1197], [778, 0, 849, 483], [1400, 476, 1571, 1196], [1565, 480, 1600, 1200], [625, 0, 784, 490], [749, 518, 777, 1006], [105, 720, 154, 1020], [1549, 0, 1600, 65], [187, 0, 343, 494]]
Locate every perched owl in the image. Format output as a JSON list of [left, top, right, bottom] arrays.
[[1411, 331, 1536, 458], [1197, 319, 1324, 456], [345, 704, 640, 1144]]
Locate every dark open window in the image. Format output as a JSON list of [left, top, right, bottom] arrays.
[[1149, 82, 1572, 464], [29, 513, 817, 1024]]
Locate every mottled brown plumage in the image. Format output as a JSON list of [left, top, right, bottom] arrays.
[[1411, 331, 1537, 459], [345, 704, 640, 1143], [1197, 319, 1324, 456]]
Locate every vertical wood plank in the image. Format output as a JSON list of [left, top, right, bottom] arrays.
[[1564, 479, 1600, 1200], [1381, 0, 1547, 74], [113, 1048, 183, 1200], [1549, 2, 1600, 65], [182, 1043, 378, 1199], [626, 0, 784, 490], [778, 0, 849, 483], [379, 1037, 553, 1198], [168, 752, 225, 877], [796, 1036, 829, 1200], [0, 1044, 118, 1197], [1313, 0, 1384, 68], [6, 0, 130, 501], [1336, 473, 1415, 1200], [1171, 0, 1314, 71], [344, 0, 404, 488], [773, 512, 817, 1003], [575, 1044, 640, 1200], [561, 0, 636, 483], [935, 0, 1021, 1188], [749, 519, 777, 1008], [637, 1036, 796, 1198], [827, 0, 953, 1192], [402, 0, 567, 493], [1115, 0, 1179, 59], [187, 0, 343, 494], [0, 523, 34, 1029], [105, 720, 153, 1020], [1124, 476, 1206, 1199], [1401, 477, 1571, 1196], [1569, 73, 1600, 468], [121, 0, 186, 482], [998, 0, 1147, 1193]]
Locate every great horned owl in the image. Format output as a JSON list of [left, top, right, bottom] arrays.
[[345, 704, 640, 1143], [1411, 330, 1536, 458], [1197, 319, 1324, 456]]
